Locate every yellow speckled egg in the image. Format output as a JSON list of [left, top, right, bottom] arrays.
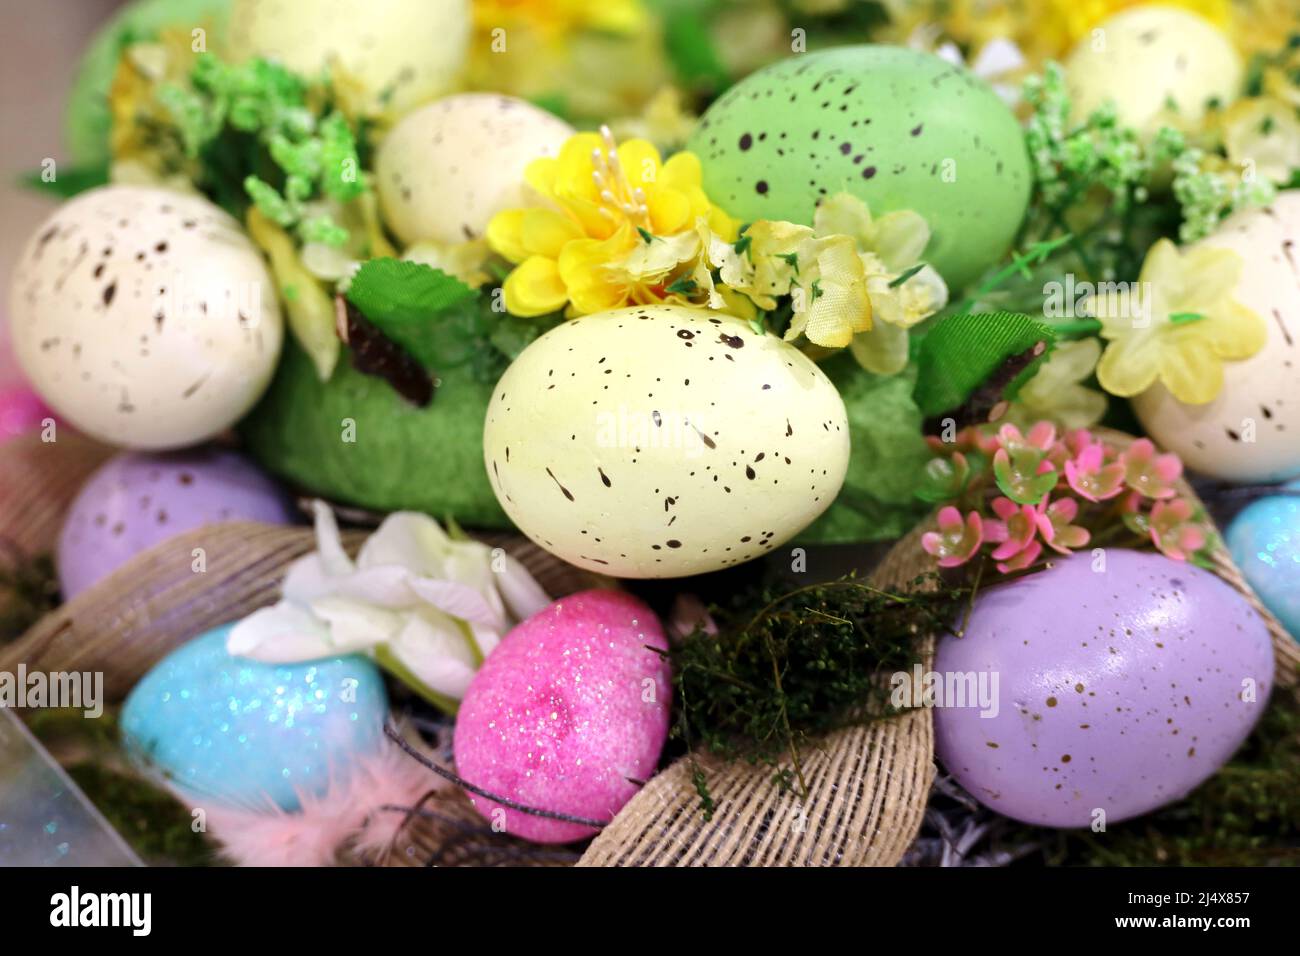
[[1064, 6, 1241, 136], [226, 0, 468, 118], [9, 186, 283, 450], [376, 94, 573, 246], [483, 306, 850, 578], [1133, 192, 1300, 483]]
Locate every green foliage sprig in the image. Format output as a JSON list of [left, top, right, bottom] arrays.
[[1020, 62, 1274, 285], [158, 56, 366, 245], [666, 572, 976, 816]]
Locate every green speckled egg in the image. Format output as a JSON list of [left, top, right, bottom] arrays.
[[688, 45, 1031, 291]]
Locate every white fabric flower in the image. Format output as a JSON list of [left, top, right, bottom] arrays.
[[936, 39, 1025, 106], [228, 502, 550, 705]]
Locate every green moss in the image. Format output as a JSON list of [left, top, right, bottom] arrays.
[[668, 571, 969, 812], [0, 553, 59, 645], [26, 708, 218, 866]]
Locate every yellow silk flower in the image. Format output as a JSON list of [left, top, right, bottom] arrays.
[[707, 219, 873, 349], [1093, 239, 1265, 404], [813, 192, 947, 374], [487, 128, 734, 317], [472, 0, 646, 38], [1006, 338, 1108, 430]]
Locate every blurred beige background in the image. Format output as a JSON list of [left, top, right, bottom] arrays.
[[0, 0, 122, 383]]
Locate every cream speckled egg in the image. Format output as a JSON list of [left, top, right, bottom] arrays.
[[1064, 7, 1241, 136], [226, 0, 469, 118], [376, 94, 573, 246], [483, 306, 850, 578], [8, 186, 283, 450], [1133, 192, 1300, 483]]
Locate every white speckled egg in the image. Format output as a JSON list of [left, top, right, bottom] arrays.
[[226, 0, 469, 118], [1133, 191, 1300, 483], [483, 306, 850, 578], [1064, 7, 1241, 136], [376, 94, 573, 246], [8, 186, 283, 450]]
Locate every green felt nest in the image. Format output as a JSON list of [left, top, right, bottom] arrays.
[[240, 338, 510, 528]]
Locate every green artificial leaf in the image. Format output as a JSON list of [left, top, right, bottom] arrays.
[[528, 92, 571, 124], [797, 356, 932, 544], [662, 6, 731, 94], [489, 313, 555, 361], [18, 165, 109, 199], [345, 258, 479, 369], [913, 310, 1055, 419], [347, 258, 477, 323]]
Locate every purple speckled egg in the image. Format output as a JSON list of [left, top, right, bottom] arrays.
[[453, 589, 672, 844], [934, 549, 1273, 828], [57, 447, 296, 599]]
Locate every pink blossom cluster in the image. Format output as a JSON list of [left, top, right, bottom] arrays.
[[920, 423, 1213, 574]]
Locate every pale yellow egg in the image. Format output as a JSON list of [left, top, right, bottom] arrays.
[[483, 306, 850, 578]]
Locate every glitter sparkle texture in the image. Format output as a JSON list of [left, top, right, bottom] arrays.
[[121, 624, 388, 812], [453, 589, 672, 843]]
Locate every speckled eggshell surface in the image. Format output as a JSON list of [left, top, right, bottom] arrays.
[[121, 623, 388, 811], [57, 447, 296, 600], [9, 186, 283, 450], [453, 589, 671, 844], [688, 45, 1031, 291], [376, 94, 573, 246], [1227, 479, 1300, 640], [1065, 6, 1241, 136], [1133, 192, 1300, 483], [226, 0, 469, 117], [483, 306, 850, 578], [934, 550, 1273, 827]]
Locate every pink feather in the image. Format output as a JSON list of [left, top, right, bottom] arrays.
[[199, 732, 442, 867]]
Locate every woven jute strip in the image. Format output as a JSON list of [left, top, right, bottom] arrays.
[[3, 427, 1296, 866], [0, 432, 114, 559]]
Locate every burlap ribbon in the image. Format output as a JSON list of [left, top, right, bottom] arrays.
[[2, 429, 1295, 866]]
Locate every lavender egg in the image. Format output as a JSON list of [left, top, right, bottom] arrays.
[[934, 550, 1273, 828], [57, 447, 296, 599]]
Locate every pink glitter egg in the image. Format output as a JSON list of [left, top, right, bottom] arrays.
[[453, 589, 672, 844], [0, 385, 52, 443]]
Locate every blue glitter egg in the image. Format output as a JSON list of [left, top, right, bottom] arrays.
[[1227, 480, 1300, 641], [121, 624, 388, 810]]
